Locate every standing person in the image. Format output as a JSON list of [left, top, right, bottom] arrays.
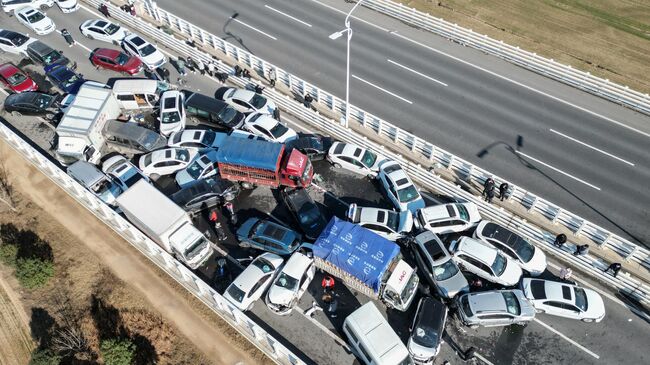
[[175, 57, 186, 76], [161, 67, 170, 83], [129, 3, 136, 16], [559, 267, 573, 281], [323, 292, 338, 318], [234, 65, 242, 77], [574, 244, 589, 256], [499, 182, 509, 201], [242, 69, 251, 79], [61, 29, 75, 47], [254, 84, 264, 94], [604, 262, 622, 277], [321, 275, 335, 293], [216, 71, 228, 83], [553, 233, 567, 248], [486, 185, 495, 203], [304, 93, 314, 108], [99, 2, 111, 18], [482, 177, 495, 199], [268, 68, 277, 87], [207, 60, 215, 77], [185, 56, 196, 74], [196, 58, 205, 75]]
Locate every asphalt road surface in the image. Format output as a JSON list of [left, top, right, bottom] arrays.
[[0, 4, 648, 365], [153, 0, 650, 249]]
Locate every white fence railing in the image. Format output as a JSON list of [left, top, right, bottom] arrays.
[[125, 1, 650, 276], [362, 0, 650, 116], [0, 125, 305, 365]]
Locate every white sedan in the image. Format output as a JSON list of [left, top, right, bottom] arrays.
[[122, 34, 166, 70], [79, 19, 128, 44], [266, 252, 315, 315], [474, 221, 547, 275], [159, 90, 186, 136], [450, 237, 522, 287], [224, 253, 284, 312], [55, 0, 78, 13], [15, 6, 55, 35], [521, 278, 605, 322], [414, 202, 482, 234], [138, 147, 197, 178], [244, 112, 297, 143], [215, 87, 277, 115], [327, 142, 385, 178], [347, 203, 413, 241]]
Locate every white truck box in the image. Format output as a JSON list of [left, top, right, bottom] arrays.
[[115, 180, 213, 269], [55, 84, 121, 165]]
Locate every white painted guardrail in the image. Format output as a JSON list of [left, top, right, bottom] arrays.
[[124, 1, 650, 277], [362, 0, 650, 116], [0, 128, 305, 365]]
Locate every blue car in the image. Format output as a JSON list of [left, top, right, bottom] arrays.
[[44, 64, 86, 94], [175, 149, 219, 188], [236, 218, 302, 256]]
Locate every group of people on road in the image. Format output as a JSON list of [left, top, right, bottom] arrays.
[[482, 177, 508, 203]]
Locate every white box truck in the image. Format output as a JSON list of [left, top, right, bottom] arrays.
[[54, 83, 120, 165], [116, 180, 214, 269]]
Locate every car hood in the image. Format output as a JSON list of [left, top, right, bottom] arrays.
[[406, 198, 426, 216], [584, 290, 606, 320], [498, 258, 523, 286], [523, 248, 547, 275], [437, 271, 469, 298], [408, 337, 439, 361], [141, 50, 165, 66], [31, 17, 54, 30], [266, 285, 296, 307], [398, 211, 414, 233]]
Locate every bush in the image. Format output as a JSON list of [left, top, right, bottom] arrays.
[[15, 257, 54, 289], [0, 242, 18, 266], [29, 348, 61, 365], [100, 338, 136, 365]]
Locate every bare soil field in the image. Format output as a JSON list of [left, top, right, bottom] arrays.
[[399, 0, 650, 93], [0, 270, 33, 365], [0, 140, 271, 364]]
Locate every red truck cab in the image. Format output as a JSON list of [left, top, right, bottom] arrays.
[[216, 137, 313, 188]]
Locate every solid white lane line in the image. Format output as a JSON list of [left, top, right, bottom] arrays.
[[294, 307, 352, 351], [55, 30, 92, 52], [387, 59, 447, 86], [265, 5, 312, 27], [549, 129, 635, 166], [515, 151, 601, 191], [352, 74, 413, 104], [390, 32, 650, 139], [232, 18, 277, 40], [533, 319, 600, 359], [474, 353, 495, 365]]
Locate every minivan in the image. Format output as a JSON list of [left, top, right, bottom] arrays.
[[343, 302, 413, 365], [67, 160, 122, 206], [103, 121, 167, 155], [111, 79, 161, 110], [182, 90, 244, 130]]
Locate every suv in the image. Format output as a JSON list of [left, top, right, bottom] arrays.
[[414, 202, 481, 234], [377, 160, 425, 214], [25, 40, 68, 67], [0, 29, 36, 54], [456, 289, 535, 328], [347, 203, 413, 241], [236, 218, 302, 256], [409, 231, 468, 299], [281, 188, 327, 241], [449, 236, 522, 287], [1, 0, 53, 13]]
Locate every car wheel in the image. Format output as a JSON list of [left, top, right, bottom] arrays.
[[535, 309, 545, 314], [332, 163, 341, 169], [86, 34, 94, 40], [44, 113, 55, 120], [582, 318, 594, 323], [469, 324, 479, 330], [11, 111, 21, 117], [239, 242, 250, 248]]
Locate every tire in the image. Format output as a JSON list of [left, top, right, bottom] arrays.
[[40, 5, 49, 10], [582, 318, 594, 323], [86, 34, 94, 40], [333, 163, 341, 169], [44, 113, 55, 120], [11, 111, 21, 117], [535, 309, 545, 314], [150, 173, 160, 181], [239, 242, 250, 249], [223, 192, 236, 202]]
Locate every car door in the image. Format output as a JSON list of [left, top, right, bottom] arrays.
[[298, 263, 314, 297], [541, 301, 570, 318], [99, 55, 118, 71], [17, 12, 29, 27], [457, 254, 491, 280], [252, 124, 274, 141], [413, 244, 435, 287], [123, 41, 136, 57], [89, 26, 107, 41], [230, 98, 251, 113]]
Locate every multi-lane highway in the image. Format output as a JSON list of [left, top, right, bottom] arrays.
[[0, 3, 649, 365], [154, 0, 650, 248]]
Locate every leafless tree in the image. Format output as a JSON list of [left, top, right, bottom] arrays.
[[52, 326, 92, 359], [0, 158, 17, 212]]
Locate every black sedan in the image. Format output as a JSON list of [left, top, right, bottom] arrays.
[[170, 177, 240, 214], [2, 91, 61, 118], [281, 187, 327, 241], [408, 296, 447, 363], [286, 134, 333, 161]]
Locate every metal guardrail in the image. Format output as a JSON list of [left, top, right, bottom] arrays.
[[362, 0, 650, 116], [128, 1, 650, 274], [0, 127, 305, 365]]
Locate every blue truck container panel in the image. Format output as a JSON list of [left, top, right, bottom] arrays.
[[215, 137, 283, 170]]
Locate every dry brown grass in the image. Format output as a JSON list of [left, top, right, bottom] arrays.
[[398, 0, 650, 93]]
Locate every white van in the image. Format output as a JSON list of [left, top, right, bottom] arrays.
[[111, 79, 161, 110], [343, 302, 413, 365]]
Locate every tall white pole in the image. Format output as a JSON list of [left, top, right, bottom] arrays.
[[344, 27, 352, 128]]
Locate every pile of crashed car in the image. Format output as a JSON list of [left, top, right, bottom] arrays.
[[0, 3, 606, 365]]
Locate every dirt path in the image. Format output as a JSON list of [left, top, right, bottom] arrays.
[[0, 143, 257, 365], [0, 272, 34, 365]]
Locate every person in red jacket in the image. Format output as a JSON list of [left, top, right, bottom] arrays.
[[321, 275, 335, 293]]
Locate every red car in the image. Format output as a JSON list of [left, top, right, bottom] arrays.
[[0, 63, 38, 93], [90, 48, 143, 75]]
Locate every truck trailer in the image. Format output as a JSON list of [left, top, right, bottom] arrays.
[[115, 180, 213, 269], [310, 217, 419, 311], [215, 137, 313, 189]]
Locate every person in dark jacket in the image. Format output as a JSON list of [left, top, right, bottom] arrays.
[[99, 3, 111, 18], [61, 29, 75, 47], [604, 262, 622, 277], [574, 244, 589, 256], [553, 233, 567, 248], [499, 182, 509, 201], [304, 93, 314, 108], [234, 65, 243, 77]]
